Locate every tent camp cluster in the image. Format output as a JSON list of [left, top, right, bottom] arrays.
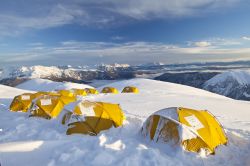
[[9, 86, 227, 155], [9, 86, 137, 135]]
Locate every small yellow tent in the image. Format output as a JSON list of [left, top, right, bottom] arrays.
[[34, 91, 60, 98], [72, 89, 87, 96], [101, 87, 119, 94], [10, 93, 36, 112], [141, 107, 227, 155], [57, 90, 75, 97], [122, 86, 139, 93], [58, 89, 87, 97], [84, 88, 99, 95], [65, 101, 125, 136], [29, 94, 76, 119]]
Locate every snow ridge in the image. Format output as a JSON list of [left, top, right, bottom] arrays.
[[203, 70, 250, 100], [204, 70, 250, 86]]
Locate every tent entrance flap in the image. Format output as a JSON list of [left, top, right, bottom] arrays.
[[101, 87, 119, 94], [67, 117, 114, 135], [122, 86, 139, 93]]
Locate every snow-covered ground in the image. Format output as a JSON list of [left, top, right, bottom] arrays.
[[16, 78, 93, 91], [0, 79, 250, 166], [88, 80, 121, 88], [0, 84, 34, 99]]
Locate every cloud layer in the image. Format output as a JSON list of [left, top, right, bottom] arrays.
[[2, 39, 250, 66], [242, 36, 250, 41], [0, 0, 248, 66], [0, 0, 241, 37]]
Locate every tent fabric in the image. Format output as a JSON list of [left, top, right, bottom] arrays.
[[34, 91, 59, 97], [58, 89, 87, 97], [101, 87, 119, 94], [9, 91, 76, 119], [84, 88, 99, 95], [67, 118, 114, 136], [66, 101, 125, 136], [177, 108, 227, 153], [141, 107, 227, 154], [10, 92, 62, 113], [29, 94, 76, 119], [10, 93, 37, 112], [122, 86, 139, 93], [57, 90, 75, 97], [72, 89, 87, 96]]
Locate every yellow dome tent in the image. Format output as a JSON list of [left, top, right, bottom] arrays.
[[58, 89, 87, 97], [34, 91, 60, 98], [29, 94, 76, 119], [72, 89, 87, 96], [141, 107, 227, 155], [10, 93, 37, 112], [101, 87, 119, 94], [64, 101, 125, 136], [84, 88, 99, 95], [9, 91, 72, 114], [57, 89, 75, 97], [122, 86, 139, 93]]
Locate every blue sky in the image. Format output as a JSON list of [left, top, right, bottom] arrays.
[[0, 0, 250, 66]]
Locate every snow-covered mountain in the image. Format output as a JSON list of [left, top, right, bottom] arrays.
[[0, 65, 134, 86], [97, 63, 130, 71], [0, 64, 132, 80], [0, 78, 250, 166], [2, 64, 250, 101], [203, 70, 250, 100], [155, 70, 250, 101], [0, 66, 66, 79], [1, 61, 250, 82]]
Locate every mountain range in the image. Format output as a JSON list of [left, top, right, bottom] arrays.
[[1, 62, 250, 101]]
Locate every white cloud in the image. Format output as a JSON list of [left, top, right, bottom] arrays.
[[189, 38, 242, 48], [210, 38, 242, 46], [1, 40, 250, 65], [0, 4, 85, 37], [0, 0, 241, 37], [31, 47, 46, 51], [111, 36, 124, 40], [193, 41, 211, 47], [109, 0, 240, 19], [242, 36, 250, 41]]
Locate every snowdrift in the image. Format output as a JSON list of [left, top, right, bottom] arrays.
[[0, 78, 250, 166], [0, 84, 34, 99], [16, 78, 93, 92]]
